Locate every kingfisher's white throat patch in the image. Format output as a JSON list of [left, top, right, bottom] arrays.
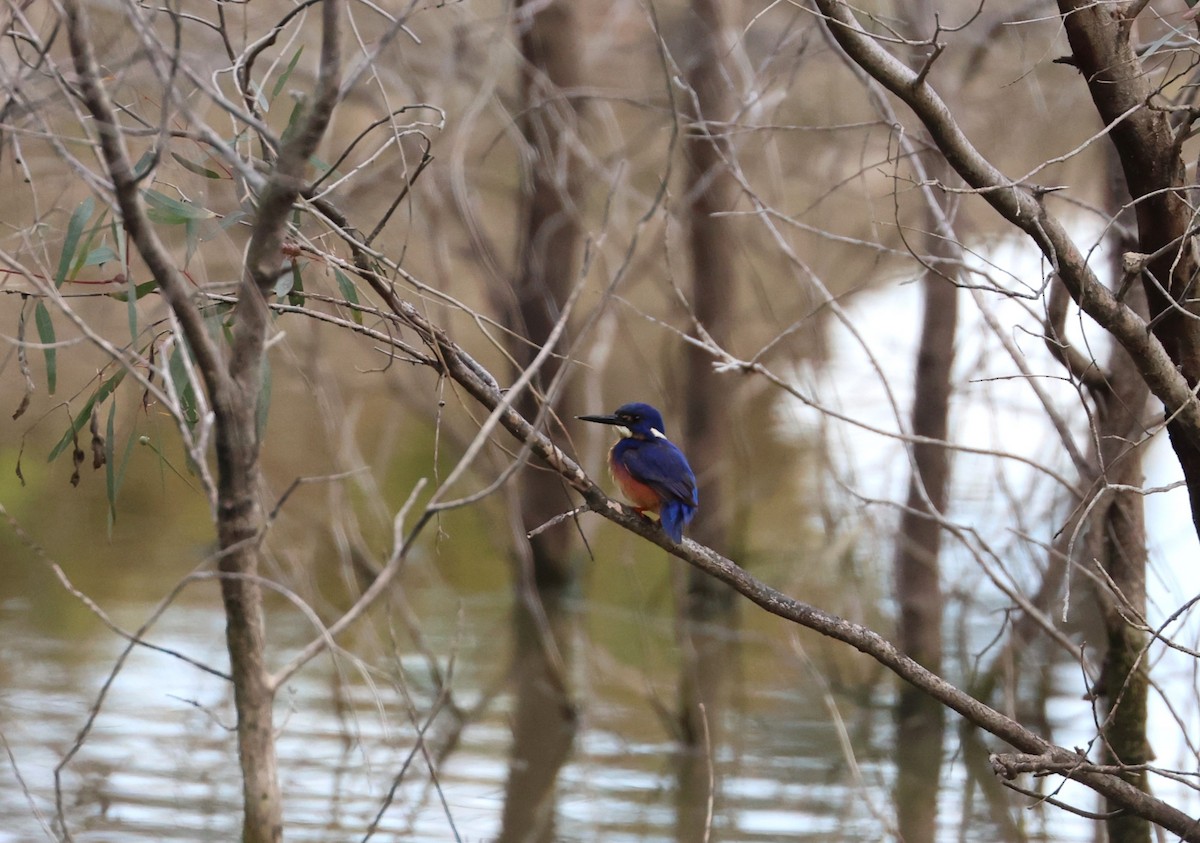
[[615, 425, 632, 438]]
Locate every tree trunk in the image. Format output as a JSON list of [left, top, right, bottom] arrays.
[[509, 0, 587, 591], [889, 8, 958, 832], [497, 591, 578, 843], [1085, 322, 1151, 843], [1053, 14, 1161, 830], [1092, 150, 1152, 843], [673, 0, 742, 755], [681, 0, 738, 607], [892, 152, 957, 843], [894, 244, 955, 672], [215, 374, 282, 843], [1057, 1, 1200, 539]]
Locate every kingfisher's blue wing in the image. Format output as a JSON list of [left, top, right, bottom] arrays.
[[619, 440, 698, 507]]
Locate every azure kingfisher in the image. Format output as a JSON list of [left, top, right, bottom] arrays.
[[578, 402, 698, 543]]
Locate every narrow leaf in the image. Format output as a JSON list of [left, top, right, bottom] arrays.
[[171, 152, 222, 179], [142, 189, 216, 224], [273, 270, 294, 299], [132, 149, 157, 180], [309, 155, 333, 176], [70, 428, 83, 487], [69, 208, 109, 280], [107, 280, 159, 303], [219, 209, 249, 232], [288, 261, 305, 307], [116, 406, 138, 492], [1141, 29, 1178, 59], [82, 246, 119, 267], [185, 218, 199, 266], [55, 196, 94, 288], [281, 99, 305, 146], [271, 46, 305, 103], [48, 370, 127, 462], [168, 340, 199, 431], [13, 302, 34, 421], [34, 301, 56, 395], [333, 268, 362, 325], [111, 217, 127, 265], [105, 400, 117, 532], [89, 407, 105, 470]]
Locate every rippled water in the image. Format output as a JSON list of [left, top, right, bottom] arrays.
[[0, 575, 1100, 843]]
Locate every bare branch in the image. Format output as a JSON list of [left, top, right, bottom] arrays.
[[812, 0, 1200, 450]]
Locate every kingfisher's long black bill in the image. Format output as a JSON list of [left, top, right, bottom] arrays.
[[577, 413, 621, 426]]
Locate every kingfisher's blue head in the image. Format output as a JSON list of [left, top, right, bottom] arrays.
[[578, 402, 667, 440]]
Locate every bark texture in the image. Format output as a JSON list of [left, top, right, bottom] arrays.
[[1091, 154, 1152, 843]]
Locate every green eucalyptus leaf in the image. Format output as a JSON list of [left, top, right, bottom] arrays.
[[271, 46, 305, 103], [34, 301, 56, 395], [171, 152, 222, 180], [143, 189, 216, 224], [83, 246, 118, 267], [288, 262, 305, 307], [107, 280, 159, 303], [55, 196, 94, 288], [48, 370, 127, 462], [334, 268, 362, 325]]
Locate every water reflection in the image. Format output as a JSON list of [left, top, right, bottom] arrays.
[[497, 592, 578, 843], [0, 575, 1104, 842], [894, 688, 943, 842]]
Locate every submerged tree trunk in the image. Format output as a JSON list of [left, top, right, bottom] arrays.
[[892, 181, 956, 843], [508, 0, 587, 591], [497, 590, 578, 843], [681, 0, 738, 605], [674, 0, 741, 756], [890, 3, 958, 830], [894, 241, 955, 673]]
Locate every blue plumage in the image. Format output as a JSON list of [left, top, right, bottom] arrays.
[[578, 402, 698, 543]]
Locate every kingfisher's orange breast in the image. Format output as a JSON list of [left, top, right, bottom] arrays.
[[609, 450, 662, 512]]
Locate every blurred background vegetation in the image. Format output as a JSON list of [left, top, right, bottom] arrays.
[[3, 0, 1198, 840]]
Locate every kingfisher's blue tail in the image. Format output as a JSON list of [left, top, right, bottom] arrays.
[[659, 500, 696, 544]]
